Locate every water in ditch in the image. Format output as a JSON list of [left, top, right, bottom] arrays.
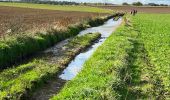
[[59, 18, 122, 80]]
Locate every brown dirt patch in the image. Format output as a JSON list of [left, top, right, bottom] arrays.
[[93, 6, 170, 13], [0, 6, 107, 35]]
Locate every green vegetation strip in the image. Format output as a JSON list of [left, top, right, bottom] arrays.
[[0, 16, 108, 69], [0, 33, 101, 100], [0, 2, 112, 13], [119, 14, 170, 99], [131, 14, 170, 99]]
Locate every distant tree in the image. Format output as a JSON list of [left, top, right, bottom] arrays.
[[122, 2, 129, 5], [148, 3, 159, 6], [147, 3, 168, 6], [132, 2, 143, 6], [83, 2, 87, 6], [160, 4, 168, 6]]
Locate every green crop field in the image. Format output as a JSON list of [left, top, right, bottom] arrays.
[[0, 2, 112, 13], [132, 14, 170, 99]]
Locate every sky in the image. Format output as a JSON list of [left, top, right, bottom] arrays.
[[55, 0, 170, 4]]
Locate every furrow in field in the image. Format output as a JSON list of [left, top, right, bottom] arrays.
[[120, 14, 170, 99], [114, 16, 169, 99], [132, 14, 170, 99], [124, 31, 166, 99]]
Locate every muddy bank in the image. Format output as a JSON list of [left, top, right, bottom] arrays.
[[21, 33, 101, 100]]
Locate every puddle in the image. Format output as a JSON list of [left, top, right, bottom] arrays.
[[59, 18, 122, 80]]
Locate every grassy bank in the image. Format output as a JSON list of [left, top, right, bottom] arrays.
[[0, 15, 110, 69], [51, 21, 134, 99], [0, 2, 112, 13], [0, 25, 83, 69], [0, 33, 101, 100]]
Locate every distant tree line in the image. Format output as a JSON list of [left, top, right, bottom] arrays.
[[82, 2, 113, 6], [122, 2, 143, 6], [122, 2, 169, 6], [0, 0, 79, 5], [23, 0, 79, 5], [147, 3, 168, 6], [0, 0, 113, 6], [0, 0, 168, 6]]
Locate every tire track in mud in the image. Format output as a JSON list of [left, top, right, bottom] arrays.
[[121, 30, 168, 99], [29, 78, 66, 100]]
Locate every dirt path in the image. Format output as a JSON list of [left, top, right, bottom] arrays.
[[30, 78, 66, 100], [28, 39, 71, 100]]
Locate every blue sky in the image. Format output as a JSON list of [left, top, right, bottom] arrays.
[[56, 0, 170, 4]]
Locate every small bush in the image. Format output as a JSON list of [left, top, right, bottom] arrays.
[[132, 2, 143, 6], [122, 2, 129, 6]]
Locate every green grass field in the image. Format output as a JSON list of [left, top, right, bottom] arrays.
[[132, 14, 170, 99], [51, 14, 170, 99], [0, 2, 112, 13], [0, 2, 169, 99]]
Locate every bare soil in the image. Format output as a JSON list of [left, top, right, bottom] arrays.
[[30, 78, 66, 100], [94, 6, 170, 13], [0, 6, 106, 35]]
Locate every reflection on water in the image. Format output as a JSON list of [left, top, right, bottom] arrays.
[[59, 18, 122, 80]]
